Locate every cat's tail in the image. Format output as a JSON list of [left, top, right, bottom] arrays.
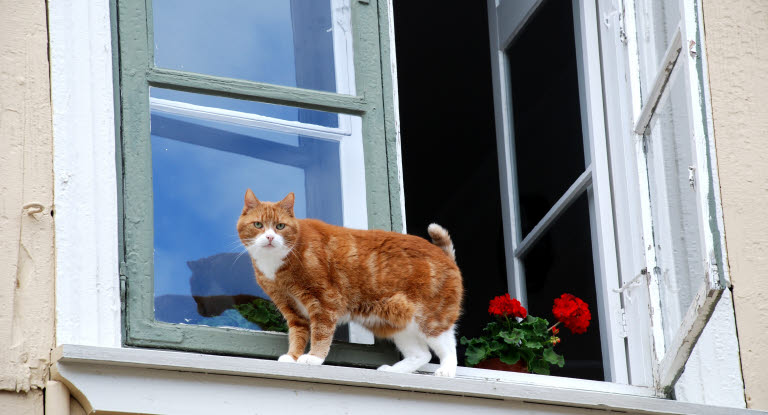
[[427, 223, 456, 262]]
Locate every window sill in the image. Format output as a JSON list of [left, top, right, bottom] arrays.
[[51, 344, 754, 415]]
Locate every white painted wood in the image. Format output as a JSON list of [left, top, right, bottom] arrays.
[[331, 0, 355, 96], [513, 167, 593, 259], [150, 98, 352, 140], [673, 290, 745, 407], [571, 0, 628, 384], [678, 0, 728, 292], [417, 363, 652, 397], [49, 0, 121, 348], [594, 0, 655, 387], [338, 115, 369, 232], [657, 283, 721, 390], [633, 28, 682, 134], [623, 0, 667, 370], [51, 345, 762, 415], [623, 0, 737, 397], [486, 0, 527, 305], [496, 0, 545, 49]]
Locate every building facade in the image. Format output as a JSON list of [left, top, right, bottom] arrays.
[[1, 0, 767, 413]]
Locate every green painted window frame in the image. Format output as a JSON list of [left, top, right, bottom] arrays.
[[115, 0, 403, 366]]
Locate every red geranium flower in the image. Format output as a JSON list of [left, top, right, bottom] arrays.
[[488, 293, 527, 319], [552, 293, 591, 334]]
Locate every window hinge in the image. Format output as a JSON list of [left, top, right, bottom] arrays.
[[119, 261, 127, 309], [688, 166, 695, 189], [617, 308, 628, 338]]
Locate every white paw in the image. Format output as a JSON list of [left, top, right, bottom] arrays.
[[377, 364, 394, 372], [296, 354, 324, 365], [434, 365, 457, 378], [277, 354, 296, 363]]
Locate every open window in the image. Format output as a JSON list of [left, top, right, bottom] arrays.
[[119, 0, 400, 365], [625, 0, 730, 394], [485, 0, 626, 382], [475, 0, 730, 391]]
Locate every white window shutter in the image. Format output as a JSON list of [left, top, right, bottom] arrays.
[[624, 0, 730, 395]]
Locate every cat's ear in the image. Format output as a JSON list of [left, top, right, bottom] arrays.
[[277, 192, 295, 216], [244, 189, 261, 210]]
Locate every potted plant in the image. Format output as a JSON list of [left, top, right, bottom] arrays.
[[460, 293, 591, 375]]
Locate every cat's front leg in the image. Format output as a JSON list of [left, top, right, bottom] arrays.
[[280, 316, 310, 362], [268, 292, 311, 363], [296, 312, 338, 366]]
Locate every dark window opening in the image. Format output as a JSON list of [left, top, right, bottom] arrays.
[[394, 0, 605, 380]]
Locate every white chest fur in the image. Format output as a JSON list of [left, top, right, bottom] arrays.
[[248, 246, 289, 280]]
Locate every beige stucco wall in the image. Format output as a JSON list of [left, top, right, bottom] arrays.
[[0, 0, 56, 412], [703, 0, 768, 410]]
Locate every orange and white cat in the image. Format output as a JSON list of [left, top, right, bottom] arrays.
[[237, 190, 463, 377]]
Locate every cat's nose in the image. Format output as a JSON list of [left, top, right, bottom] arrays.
[[266, 235, 274, 242]]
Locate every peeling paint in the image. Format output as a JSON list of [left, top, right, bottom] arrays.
[[0, 0, 56, 397]]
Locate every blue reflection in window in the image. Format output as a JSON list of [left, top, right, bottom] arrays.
[[151, 110, 343, 329], [153, 0, 338, 127]]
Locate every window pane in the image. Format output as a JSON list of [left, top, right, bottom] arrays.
[[507, 0, 586, 237], [522, 193, 604, 381], [150, 90, 360, 331], [644, 64, 705, 347], [152, 0, 349, 94], [151, 88, 339, 128], [634, 0, 681, 98]]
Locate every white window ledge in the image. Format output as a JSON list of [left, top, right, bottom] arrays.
[[51, 345, 757, 415]]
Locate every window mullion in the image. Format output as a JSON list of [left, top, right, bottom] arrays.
[[514, 167, 593, 259], [146, 67, 369, 115], [633, 28, 682, 134]]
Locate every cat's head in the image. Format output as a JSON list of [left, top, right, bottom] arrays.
[[237, 190, 300, 256]]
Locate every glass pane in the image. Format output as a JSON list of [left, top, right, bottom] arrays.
[[151, 89, 357, 331], [644, 64, 705, 347], [507, 0, 587, 237], [522, 193, 604, 381], [634, 0, 681, 98], [152, 0, 348, 94], [151, 88, 339, 128]]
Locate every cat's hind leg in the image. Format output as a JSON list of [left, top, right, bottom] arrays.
[[377, 323, 431, 374], [425, 325, 457, 378]]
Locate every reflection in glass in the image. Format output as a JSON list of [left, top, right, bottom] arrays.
[[634, 0, 681, 97], [151, 91, 345, 331], [151, 87, 339, 128], [644, 64, 704, 347], [152, 0, 344, 93], [507, 0, 586, 237]]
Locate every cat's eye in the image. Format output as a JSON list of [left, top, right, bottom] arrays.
[[276, 223, 286, 230], [253, 222, 263, 229]]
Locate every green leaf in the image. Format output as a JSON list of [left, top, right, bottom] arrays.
[[523, 340, 543, 349], [530, 316, 549, 333], [499, 329, 526, 345], [499, 349, 521, 365], [529, 359, 551, 375], [542, 347, 565, 367], [464, 339, 490, 366], [488, 340, 505, 352]]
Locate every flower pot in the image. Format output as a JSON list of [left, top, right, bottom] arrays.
[[474, 358, 528, 373]]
